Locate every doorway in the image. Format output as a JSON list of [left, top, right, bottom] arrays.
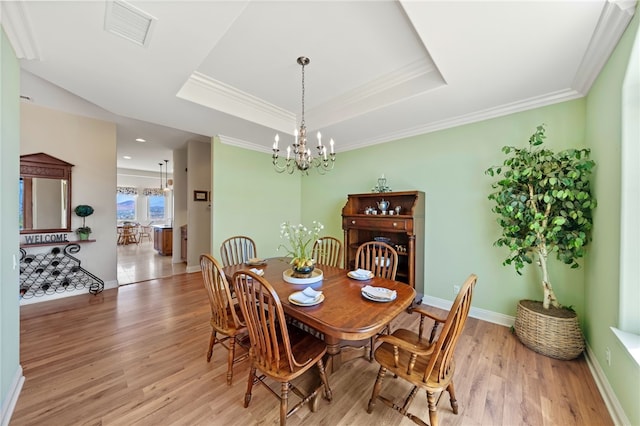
[[116, 236, 186, 284]]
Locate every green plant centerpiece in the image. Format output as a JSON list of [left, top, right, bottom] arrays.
[[279, 221, 323, 277], [74, 204, 94, 240], [485, 125, 596, 359]]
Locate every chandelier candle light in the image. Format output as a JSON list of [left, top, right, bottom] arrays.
[[272, 56, 336, 174]]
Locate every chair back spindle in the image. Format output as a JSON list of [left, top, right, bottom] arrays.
[[220, 236, 257, 267], [312, 236, 343, 268], [355, 241, 398, 280]]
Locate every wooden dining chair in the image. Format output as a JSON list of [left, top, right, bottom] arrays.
[[367, 274, 478, 426], [116, 226, 124, 244], [220, 235, 257, 267], [312, 236, 343, 268], [200, 254, 248, 385], [232, 270, 332, 425], [120, 224, 138, 245], [137, 225, 153, 244], [355, 241, 398, 280], [355, 241, 399, 359]]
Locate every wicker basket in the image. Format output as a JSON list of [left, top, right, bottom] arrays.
[[514, 300, 585, 360]]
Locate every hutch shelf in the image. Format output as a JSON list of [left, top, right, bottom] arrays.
[[342, 191, 425, 305]]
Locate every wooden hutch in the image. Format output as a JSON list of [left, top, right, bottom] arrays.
[[342, 191, 425, 305]]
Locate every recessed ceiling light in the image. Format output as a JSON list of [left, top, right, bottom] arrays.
[[135, 138, 146, 142], [123, 155, 132, 160]]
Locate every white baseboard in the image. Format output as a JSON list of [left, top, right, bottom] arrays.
[[585, 343, 630, 426], [422, 296, 625, 425], [422, 295, 515, 327], [186, 265, 201, 274], [104, 279, 118, 290], [1, 365, 24, 426]]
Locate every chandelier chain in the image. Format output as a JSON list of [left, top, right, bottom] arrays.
[[300, 61, 305, 127]]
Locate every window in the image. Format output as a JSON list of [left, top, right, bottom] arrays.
[[116, 193, 136, 221], [615, 24, 640, 365], [148, 194, 165, 220]]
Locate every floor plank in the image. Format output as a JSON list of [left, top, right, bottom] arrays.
[[11, 273, 613, 425]]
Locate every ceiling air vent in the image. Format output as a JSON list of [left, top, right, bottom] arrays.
[[104, 0, 157, 48]]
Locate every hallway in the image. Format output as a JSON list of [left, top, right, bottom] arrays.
[[117, 238, 186, 284]]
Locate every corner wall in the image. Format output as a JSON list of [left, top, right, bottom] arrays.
[[583, 3, 640, 424], [211, 137, 301, 259]]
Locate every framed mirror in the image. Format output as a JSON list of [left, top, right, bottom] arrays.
[[20, 153, 73, 234]]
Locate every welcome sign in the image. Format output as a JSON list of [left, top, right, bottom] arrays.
[[23, 234, 70, 245]]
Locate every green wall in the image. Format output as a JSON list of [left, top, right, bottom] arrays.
[[0, 28, 21, 422], [212, 137, 302, 259], [584, 5, 640, 425]]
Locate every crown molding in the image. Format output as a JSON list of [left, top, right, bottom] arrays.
[[218, 134, 272, 154], [342, 88, 583, 152], [177, 71, 295, 133], [573, 0, 637, 94], [220, 88, 583, 154], [0, 1, 42, 60]]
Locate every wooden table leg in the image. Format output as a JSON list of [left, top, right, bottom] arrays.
[[324, 336, 341, 374]]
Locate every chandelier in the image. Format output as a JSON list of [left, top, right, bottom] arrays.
[[158, 160, 171, 191], [272, 56, 336, 174]]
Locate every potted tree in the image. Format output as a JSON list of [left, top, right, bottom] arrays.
[[485, 125, 596, 360], [74, 204, 94, 240]]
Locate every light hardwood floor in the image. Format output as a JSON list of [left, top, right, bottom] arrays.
[[117, 238, 186, 285], [11, 272, 612, 426]]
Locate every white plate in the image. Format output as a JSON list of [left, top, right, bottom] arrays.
[[361, 290, 397, 302], [245, 258, 267, 266], [348, 271, 374, 280], [288, 293, 325, 306]]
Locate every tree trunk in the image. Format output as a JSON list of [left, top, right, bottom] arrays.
[[536, 246, 560, 309]]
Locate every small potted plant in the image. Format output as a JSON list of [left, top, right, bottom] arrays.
[[74, 204, 94, 240], [485, 125, 597, 360], [278, 221, 323, 277]]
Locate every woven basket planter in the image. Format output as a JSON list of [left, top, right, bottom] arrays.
[[514, 300, 585, 360]]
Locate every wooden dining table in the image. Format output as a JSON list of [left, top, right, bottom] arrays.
[[221, 256, 416, 373]]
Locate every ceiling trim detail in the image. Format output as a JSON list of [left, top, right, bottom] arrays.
[[341, 89, 585, 152], [177, 71, 295, 133], [0, 1, 42, 60], [573, 0, 637, 94], [308, 58, 445, 129]]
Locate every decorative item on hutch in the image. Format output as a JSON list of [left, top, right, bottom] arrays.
[[372, 174, 391, 193], [272, 56, 336, 175]]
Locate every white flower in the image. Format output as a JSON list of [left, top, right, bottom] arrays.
[[278, 220, 324, 264]]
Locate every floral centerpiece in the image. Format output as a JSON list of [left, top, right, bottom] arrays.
[[279, 221, 323, 277]]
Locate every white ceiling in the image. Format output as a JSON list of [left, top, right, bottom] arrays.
[[2, 0, 636, 172]]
